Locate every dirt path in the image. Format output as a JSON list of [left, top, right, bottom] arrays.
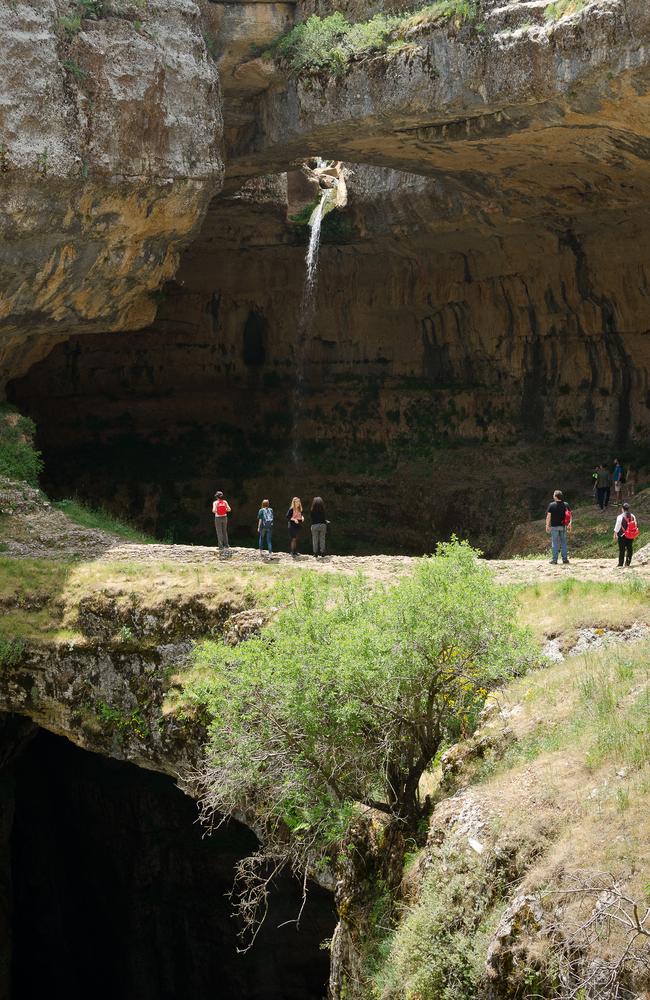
[[3, 479, 650, 586], [101, 544, 650, 585]]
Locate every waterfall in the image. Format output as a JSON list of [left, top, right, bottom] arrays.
[[292, 171, 338, 467], [300, 186, 332, 325]]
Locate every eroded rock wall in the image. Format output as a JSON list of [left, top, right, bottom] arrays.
[[0, 0, 223, 386], [12, 163, 650, 553]]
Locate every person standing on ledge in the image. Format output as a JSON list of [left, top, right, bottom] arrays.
[[310, 496, 328, 557], [212, 491, 231, 555], [613, 457, 624, 502], [257, 498, 274, 558], [614, 501, 639, 568], [287, 497, 304, 558], [545, 490, 571, 565], [594, 464, 612, 510]]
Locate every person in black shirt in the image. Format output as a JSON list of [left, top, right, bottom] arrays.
[[310, 496, 328, 557], [545, 489, 571, 565]]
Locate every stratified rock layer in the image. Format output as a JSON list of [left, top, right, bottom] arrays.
[[0, 0, 223, 385]]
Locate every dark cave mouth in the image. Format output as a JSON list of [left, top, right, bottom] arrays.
[[2, 727, 335, 1000]]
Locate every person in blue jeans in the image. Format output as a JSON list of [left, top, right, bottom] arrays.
[[257, 499, 274, 556], [545, 490, 572, 564]]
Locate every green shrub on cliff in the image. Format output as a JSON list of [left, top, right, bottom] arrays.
[[0, 406, 43, 486], [544, 0, 586, 20], [269, 1, 477, 79], [190, 541, 533, 939]]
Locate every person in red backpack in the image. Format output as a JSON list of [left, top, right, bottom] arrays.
[[614, 502, 639, 567], [212, 491, 231, 555]]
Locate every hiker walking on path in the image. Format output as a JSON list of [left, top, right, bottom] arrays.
[[257, 499, 274, 557], [287, 497, 304, 558], [310, 496, 329, 557], [594, 464, 612, 510], [545, 490, 572, 565], [613, 458, 624, 501], [614, 502, 639, 567], [212, 491, 231, 554]]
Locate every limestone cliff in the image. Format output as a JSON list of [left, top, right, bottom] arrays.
[[0, 0, 223, 386]]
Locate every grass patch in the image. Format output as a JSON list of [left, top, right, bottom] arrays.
[[268, 1, 477, 80], [0, 405, 43, 486], [516, 577, 650, 643], [480, 641, 650, 780], [53, 498, 155, 543], [0, 557, 74, 643], [544, 0, 586, 20]]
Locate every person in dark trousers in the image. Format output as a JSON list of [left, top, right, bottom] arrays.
[[545, 489, 571, 565], [594, 464, 612, 510], [614, 502, 639, 567], [212, 491, 231, 554], [310, 496, 328, 557], [286, 497, 304, 558], [257, 498, 274, 557]]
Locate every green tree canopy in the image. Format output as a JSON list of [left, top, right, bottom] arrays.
[[189, 541, 534, 938]]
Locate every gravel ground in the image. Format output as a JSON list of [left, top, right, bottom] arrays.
[[3, 477, 650, 586]]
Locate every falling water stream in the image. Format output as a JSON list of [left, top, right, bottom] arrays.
[[292, 176, 336, 467], [300, 187, 330, 325]]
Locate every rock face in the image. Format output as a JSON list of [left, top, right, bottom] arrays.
[[0, 0, 223, 385], [5, 1, 650, 550]]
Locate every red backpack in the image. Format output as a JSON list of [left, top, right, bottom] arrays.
[[563, 505, 572, 526], [214, 499, 228, 517], [624, 514, 639, 540]]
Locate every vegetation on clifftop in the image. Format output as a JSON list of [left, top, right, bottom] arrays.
[[189, 541, 533, 940], [0, 405, 43, 486], [267, 1, 477, 80]]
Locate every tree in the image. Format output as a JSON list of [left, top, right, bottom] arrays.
[[189, 540, 533, 941]]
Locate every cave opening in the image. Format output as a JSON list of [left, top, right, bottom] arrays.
[[6, 138, 650, 557], [2, 727, 335, 1000]]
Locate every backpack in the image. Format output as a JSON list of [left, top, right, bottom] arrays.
[[261, 507, 274, 527], [624, 514, 639, 540], [215, 499, 228, 517], [563, 504, 572, 526]]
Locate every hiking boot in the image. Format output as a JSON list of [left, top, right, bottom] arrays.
[[562, 560, 570, 565], [549, 560, 558, 565]]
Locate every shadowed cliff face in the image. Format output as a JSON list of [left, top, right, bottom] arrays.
[[2, 727, 334, 1000], [6, 2, 650, 552], [10, 159, 650, 554]]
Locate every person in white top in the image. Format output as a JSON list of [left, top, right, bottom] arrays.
[[613, 502, 639, 567]]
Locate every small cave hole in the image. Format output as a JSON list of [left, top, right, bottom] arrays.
[[242, 311, 267, 368]]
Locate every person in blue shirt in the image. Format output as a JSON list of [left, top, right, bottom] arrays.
[[257, 499, 274, 556], [613, 458, 624, 501]]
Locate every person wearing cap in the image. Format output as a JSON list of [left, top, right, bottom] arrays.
[[212, 491, 231, 554], [613, 502, 639, 568]]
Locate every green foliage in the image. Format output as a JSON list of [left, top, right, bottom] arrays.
[[57, 0, 103, 33], [290, 197, 354, 241], [481, 642, 650, 780], [269, 1, 477, 79], [192, 541, 532, 844], [78, 0, 103, 16], [62, 59, 86, 82], [0, 635, 26, 667], [0, 405, 43, 486], [544, 0, 586, 20], [97, 701, 150, 739], [371, 843, 505, 1000], [58, 13, 82, 33], [53, 498, 154, 543]]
